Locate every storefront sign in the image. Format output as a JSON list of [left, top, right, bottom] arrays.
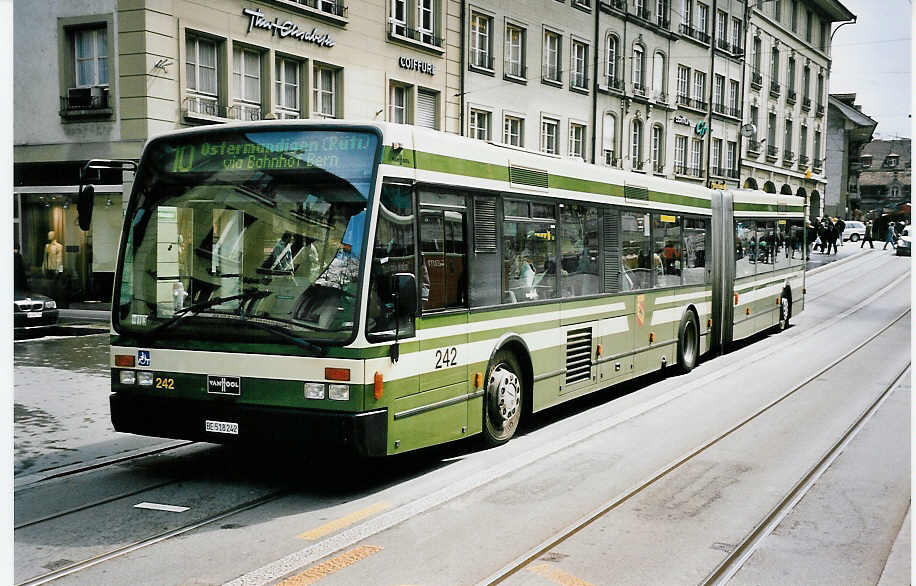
[[673, 115, 691, 126], [694, 121, 708, 136], [398, 56, 435, 75], [243, 8, 336, 48]]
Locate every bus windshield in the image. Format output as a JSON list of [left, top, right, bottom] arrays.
[[115, 128, 380, 345]]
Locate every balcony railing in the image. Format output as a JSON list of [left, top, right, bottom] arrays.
[[727, 168, 740, 179], [769, 81, 781, 97], [783, 150, 794, 163], [292, 0, 348, 18], [632, 82, 648, 97], [766, 145, 779, 160], [687, 166, 704, 177], [679, 23, 710, 44], [713, 102, 740, 117], [710, 166, 723, 177], [469, 52, 494, 71], [677, 94, 708, 111], [786, 89, 796, 104], [389, 22, 444, 48], [674, 163, 688, 175], [60, 89, 111, 116], [816, 104, 825, 117], [633, 159, 645, 171], [183, 95, 222, 118], [600, 0, 626, 11], [813, 158, 824, 171], [798, 154, 810, 168], [801, 97, 811, 111], [653, 161, 665, 173], [751, 69, 763, 89], [656, 15, 670, 29], [228, 103, 262, 121]]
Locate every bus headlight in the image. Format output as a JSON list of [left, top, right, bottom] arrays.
[[328, 384, 349, 401], [119, 370, 136, 385], [44, 300, 56, 309], [304, 382, 325, 400], [137, 371, 154, 386]]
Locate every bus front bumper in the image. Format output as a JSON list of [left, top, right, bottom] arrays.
[[110, 393, 388, 457]]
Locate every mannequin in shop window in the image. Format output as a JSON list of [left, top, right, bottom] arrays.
[[42, 231, 63, 276]]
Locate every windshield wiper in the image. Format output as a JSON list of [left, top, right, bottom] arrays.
[[234, 318, 327, 355], [144, 288, 271, 336]]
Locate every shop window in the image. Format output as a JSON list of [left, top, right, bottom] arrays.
[[559, 204, 600, 297]]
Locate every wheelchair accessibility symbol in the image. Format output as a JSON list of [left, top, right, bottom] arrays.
[[137, 350, 151, 367]]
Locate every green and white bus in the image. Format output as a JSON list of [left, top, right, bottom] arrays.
[[100, 121, 806, 456]]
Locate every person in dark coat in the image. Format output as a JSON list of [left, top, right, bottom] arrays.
[[14, 246, 28, 291], [861, 220, 875, 248], [836, 218, 846, 246]]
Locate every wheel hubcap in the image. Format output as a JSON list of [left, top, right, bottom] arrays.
[[488, 365, 520, 425]]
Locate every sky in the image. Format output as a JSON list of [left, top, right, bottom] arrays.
[[828, 0, 912, 139]]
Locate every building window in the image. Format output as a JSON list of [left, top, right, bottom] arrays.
[[631, 44, 645, 91], [752, 36, 762, 72], [417, 0, 435, 44], [651, 124, 664, 171], [890, 185, 900, 198], [714, 74, 725, 108], [313, 65, 337, 118], [390, 0, 440, 47], [569, 122, 585, 158], [768, 111, 777, 146], [814, 130, 821, 160], [784, 119, 793, 154], [186, 35, 219, 116], [791, 0, 798, 31], [389, 83, 409, 123], [787, 57, 796, 92], [692, 70, 706, 104], [711, 138, 722, 175], [816, 73, 824, 106], [541, 117, 559, 154], [682, 0, 693, 26], [543, 30, 561, 82], [232, 46, 262, 120], [606, 34, 619, 85], [504, 115, 523, 146], [674, 135, 688, 172], [572, 40, 589, 89], [802, 65, 811, 100], [729, 79, 740, 111], [469, 108, 490, 140], [770, 46, 780, 86], [716, 10, 727, 44], [677, 65, 690, 99], [774, 0, 782, 21], [391, 0, 407, 35], [653, 51, 666, 99], [726, 141, 737, 174], [505, 23, 526, 78], [603, 112, 617, 164], [470, 12, 493, 70], [691, 138, 703, 175], [631, 119, 643, 170], [799, 124, 808, 157], [805, 10, 812, 42], [275, 58, 300, 118], [74, 27, 108, 88], [657, 0, 668, 26], [697, 2, 708, 33]]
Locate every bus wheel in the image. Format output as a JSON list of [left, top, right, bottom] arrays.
[[482, 350, 524, 447], [677, 311, 699, 373], [778, 294, 791, 331]]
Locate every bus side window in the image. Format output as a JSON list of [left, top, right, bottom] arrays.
[[419, 206, 468, 312], [683, 217, 708, 286]]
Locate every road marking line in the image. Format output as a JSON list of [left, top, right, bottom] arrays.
[[277, 545, 382, 585], [528, 563, 595, 586], [133, 502, 189, 513], [297, 502, 391, 540]]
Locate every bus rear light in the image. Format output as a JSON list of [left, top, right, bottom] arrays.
[[325, 367, 350, 381], [374, 372, 384, 400], [304, 383, 325, 400], [329, 384, 349, 401], [115, 354, 135, 367]]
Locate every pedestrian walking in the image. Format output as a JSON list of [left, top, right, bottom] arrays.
[[828, 219, 839, 255], [861, 220, 875, 248], [836, 218, 845, 246], [883, 222, 897, 250]]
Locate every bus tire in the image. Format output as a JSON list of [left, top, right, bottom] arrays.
[[676, 311, 700, 373], [778, 291, 791, 331], [482, 349, 524, 447]]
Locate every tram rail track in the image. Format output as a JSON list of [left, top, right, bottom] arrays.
[[479, 307, 910, 585]]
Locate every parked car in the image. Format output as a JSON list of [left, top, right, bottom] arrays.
[[897, 226, 911, 256], [842, 220, 866, 242], [14, 290, 59, 330]]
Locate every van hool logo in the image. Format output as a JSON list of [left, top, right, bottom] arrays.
[[208, 375, 241, 396]]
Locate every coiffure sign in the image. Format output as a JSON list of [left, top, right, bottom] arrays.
[[243, 8, 336, 47], [398, 56, 435, 75]]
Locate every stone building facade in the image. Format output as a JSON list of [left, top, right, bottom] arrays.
[[825, 92, 876, 219], [855, 138, 911, 216]]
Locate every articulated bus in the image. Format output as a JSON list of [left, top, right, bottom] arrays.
[[98, 121, 806, 456]]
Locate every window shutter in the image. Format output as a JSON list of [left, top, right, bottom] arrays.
[[416, 90, 438, 129]]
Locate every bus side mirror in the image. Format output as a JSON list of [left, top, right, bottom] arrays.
[[77, 184, 95, 231], [392, 272, 417, 318]]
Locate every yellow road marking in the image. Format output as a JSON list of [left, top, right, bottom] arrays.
[[528, 563, 595, 586], [278, 545, 383, 585], [296, 502, 391, 540]]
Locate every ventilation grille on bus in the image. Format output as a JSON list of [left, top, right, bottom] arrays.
[[624, 184, 649, 201], [509, 165, 549, 189], [603, 211, 621, 293], [474, 197, 497, 252], [565, 327, 593, 385]]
